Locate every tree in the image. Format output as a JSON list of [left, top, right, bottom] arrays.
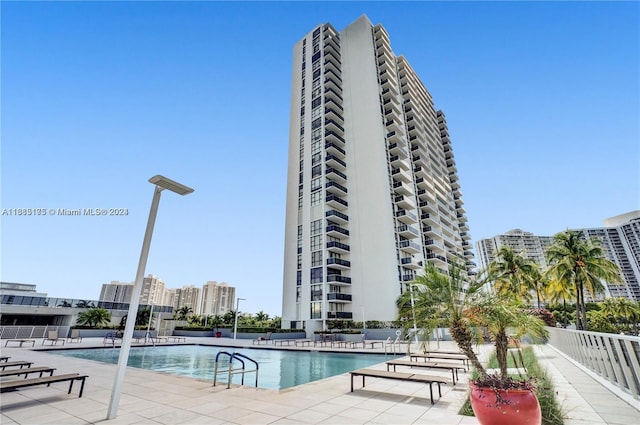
[[488, 246, 539, 304], [222, 310, 236, 325], [75, 307, 111, 328], [546, 230, 621, 330], [175, 306, 193, 321], [255, 311, 270, 327], [396, 263, 486, 374], [545, 278, 574, 328]]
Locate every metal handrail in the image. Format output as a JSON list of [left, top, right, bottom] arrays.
[[213, 351, 259, 389]]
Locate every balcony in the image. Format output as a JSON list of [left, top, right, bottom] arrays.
[[324, 107, 344, 125], [325, 96, 344, 112], [326, 193, 348, 210], [327, 275, 351, 284], [392, 180, 411, 196], [327, 257, 351, 269], [414, 165, 428, 179], [324, 77, 342, 94], [325, 142, 345, 157], [394, 194, 414, 209], [326, 154, 346, 170], [327, 293, 352, 302], [325, 118, 344, 133], [327, 311, 353, 319], [327, 240, 350, 253], [325, 130, 345, 145], [399, 239, 421, 253], [400, 257, 422, 269], [391, 167, 411, 183], [326, 167, 347, 182], [325, 209, 348, 224], [326, 224, 349, 237], [325, 87, 343, 103], [395, 209, 417, 224], [402, 275, 415, 282], [325, 180, 347, 195], [397, 224, 420, 238]]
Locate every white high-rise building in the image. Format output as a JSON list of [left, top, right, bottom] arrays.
[[282, 16, 474, 332], [201, 281, 235, 316], [169, 285, 201, 314], [141, 274, 166, 306], [476, 229, 554, 273], [99, 281, 134, 303], [476, 211, 640, 302]]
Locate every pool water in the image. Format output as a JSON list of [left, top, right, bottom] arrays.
[[50, 345, 398, 389]]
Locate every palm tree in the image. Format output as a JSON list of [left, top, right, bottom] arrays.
[[396, 262, 486, 374], [255, 311, 270, 327], [545, 277, 574, 327], [75, 307, 111, 328], [467, 295, 548, 380], [488, 246, 538, 304], [222, 310, 236, 325], [546, 230, 621, 330], [175, 306, 193, 321]]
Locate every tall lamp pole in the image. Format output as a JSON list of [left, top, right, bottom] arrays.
[[233, 297, 246, 339], [106, 175, 193, 420]]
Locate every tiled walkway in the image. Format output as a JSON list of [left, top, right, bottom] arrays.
[[0, 338, 637, 424]]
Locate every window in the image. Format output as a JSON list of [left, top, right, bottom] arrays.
[[311, 251, 323, 267], [298, 225, 303, 239], [296, 270, 302, 286], [299, 160, 303, 171], [312, 129, 322, 141], [311, 285, 322, 301], [311, 107, 321, 120], [311, 177, 322, 192], [311, 141, 321, 154], [312, 60, 321, 71], [312, 165, 322, 178], [313, 69, 320, 79], [298, 196, 303, 210], [312, 98, 322, 109], [310, 268, 323, 284], [298, 185, 303, 197], [311, 219, 322, 235], [296, 286, 301, 302], [311, 117, 322, 129], [310, 302, 322, 319], [312, 152, 321, 165], [310, 234, 323, 250], [311, 191, 322, 206], [297, 254, 302, 269]]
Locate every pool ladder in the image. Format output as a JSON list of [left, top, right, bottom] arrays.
[[213, 351, 259, 389]]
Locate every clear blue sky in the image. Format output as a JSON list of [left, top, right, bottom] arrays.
[[2, 1, 638, 317]]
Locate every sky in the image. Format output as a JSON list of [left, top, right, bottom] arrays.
[[1, 1, 638, 317]]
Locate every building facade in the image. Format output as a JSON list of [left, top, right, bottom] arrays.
[[99, 280, 135, 303], [475, 211, 640, 302], [169, 285, 201, 314], [475, 229, 554, 273], [201, 281, 235, 316], [282, 16, 474, 332]]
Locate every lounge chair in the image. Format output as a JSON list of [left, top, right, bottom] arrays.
[[386, 359, 465, 384], [0, 373, 89, 397], [0, 361, 34, 370], [0, 366, 56, 379], [42, 330, 65, 346], [253, 332, 272, 345], [67, 329, 82, 343], [349, 368, 450, 404]]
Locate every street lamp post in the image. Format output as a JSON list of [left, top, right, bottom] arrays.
[[106, 175, 193, 420], [233, 297, 245, 340]]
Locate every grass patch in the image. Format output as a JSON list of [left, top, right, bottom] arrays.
[[458, 346, 565, 425]]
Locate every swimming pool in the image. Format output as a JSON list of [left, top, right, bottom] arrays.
[[50, 345, 398, 390]]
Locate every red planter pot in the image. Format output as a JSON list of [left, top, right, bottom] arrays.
[[469, 383, 541, 425]]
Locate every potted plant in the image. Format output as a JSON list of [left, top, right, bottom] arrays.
[[465, 295, 549, 425], [212, 315, 223, 338]]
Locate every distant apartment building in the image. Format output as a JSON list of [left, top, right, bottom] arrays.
[[282, 16, 474, 332], [476, 211, 640, 302], [168, 285, 201, 314], [476, 229, 554, 272], [99, 280, 134, 303], [141, 274, 166, 305], [201, 281, 235, 316]]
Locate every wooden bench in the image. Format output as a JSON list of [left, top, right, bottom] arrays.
[[0, 366, 56, 379], [273, 339, 295, 346], [0, 373, 88, 397], [410, 352, 469, 369], [350, 368, 450, 404], [4, 339, 36, 348], [386, 359, 465, 384], [0, 361, 34, 371], [295, 339, 313, 347]]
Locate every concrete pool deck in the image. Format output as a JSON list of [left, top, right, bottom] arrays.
[[0, 337, 637, 424]]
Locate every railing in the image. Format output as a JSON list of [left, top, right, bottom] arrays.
[[548, 327, 640, 402], [0, 325, 71, 339], [213, 351, 259, 389]]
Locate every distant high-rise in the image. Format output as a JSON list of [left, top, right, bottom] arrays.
[[282, 16, 474, 332], [140, 275, 166, 306], [476, 211, 640, 302], [99, 280, 134, 303], [476, 229, 554, 272], [201, 281, 235, 316], [168, 285, 201, 314]]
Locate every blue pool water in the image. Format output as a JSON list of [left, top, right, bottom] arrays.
[[50, 345, 398, 390]]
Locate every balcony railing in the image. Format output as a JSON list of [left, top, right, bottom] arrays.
[[327, 275, 351, 284], [327, 311, 353, 319], [327, 293, 352, 301], [327, 258, 351, 267], [326, 240, 350, 252]]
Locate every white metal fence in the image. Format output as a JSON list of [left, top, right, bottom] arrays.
[[548, 327, 640, 401], [0, 325, 71, 339]]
